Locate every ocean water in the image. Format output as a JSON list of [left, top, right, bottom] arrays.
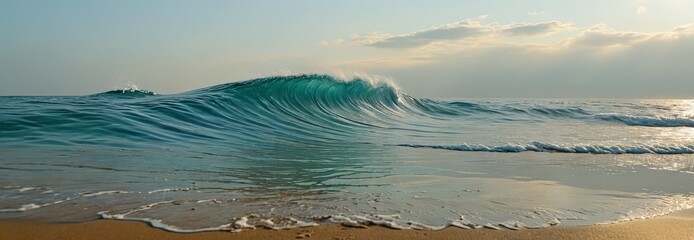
[[1, 74, 693, 231]]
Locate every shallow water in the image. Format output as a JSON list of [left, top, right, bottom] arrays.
[[1, 75, 693, 231]]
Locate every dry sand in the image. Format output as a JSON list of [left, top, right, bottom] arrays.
[[2, 209, 693, 240]]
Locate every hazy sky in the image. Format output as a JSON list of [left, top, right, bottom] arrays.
[[1, 1, 694, 98]]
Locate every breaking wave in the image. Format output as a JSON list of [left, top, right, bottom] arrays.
[[399, 142, 694, 154], [1, 74, 692, 151], [597, 114, 694, 127]]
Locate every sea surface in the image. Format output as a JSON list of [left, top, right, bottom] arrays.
[[1, 74, 693, 231]]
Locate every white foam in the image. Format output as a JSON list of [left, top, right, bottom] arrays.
[[498, 221, 523, 230], [450, 216, 478, 229], [18, 187, 37, 192], [450, 221, 473, 229], [548, 218, 561, 226], [407, 221, 447, 230], [483, 223, 501, 230], [0, 196, 74, 212], [147, 188, 193, 194], [196, 199, 221, 204], [0, 203, 42, 212], [0, 189, 132, 213], [327, 72, 400, 91], [99, 201, 173, 219], [400, 142, 694, 155], [81, 190, 131, 197], [98, 201, 236, 233], [24, 192, 691, 233], [257, 219, 276, 229], [327, 215, 364, 228], [231, 216, 256, 231], [351, 214, 409, 229], [609, 195, 694, 224], [99, 201, 318, 233], [325, 214, 448, 230]]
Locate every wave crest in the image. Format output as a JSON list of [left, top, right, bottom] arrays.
[[597, 114, 694, 127], [399, 142, 694, 154], [197, 74, 409, 113], [94, 88, 158, 97]]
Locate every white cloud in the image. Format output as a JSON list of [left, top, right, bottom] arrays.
[[380, 27, 694, 98], [527, 11, 546, 16], [351, 32, 394, 46], [360, 20, 491, 48], [503, 21, 574, 36], [637, 6, 647, 15], [320, 38, 346, 47], [568, 24, 651, 47], [336, 18, 694, 98], [335, 21, 694, 98], [565, 23, 694, 48], [352, 20, 573, 48], [674, 23, 694, 34]]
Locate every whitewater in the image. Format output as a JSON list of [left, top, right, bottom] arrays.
[[1, 74, 693, 231]]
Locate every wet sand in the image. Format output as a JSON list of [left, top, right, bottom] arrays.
[[2, 209, 693, 240]]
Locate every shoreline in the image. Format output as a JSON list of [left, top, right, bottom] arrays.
[[2, 209, 693, 240]]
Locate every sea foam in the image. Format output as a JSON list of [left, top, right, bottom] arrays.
[[399, 142, 694, 154]]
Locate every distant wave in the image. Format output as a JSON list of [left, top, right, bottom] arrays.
[[93, 88, 158, 97], [399, 142, 694, 154], [596, 114, 694, 127]]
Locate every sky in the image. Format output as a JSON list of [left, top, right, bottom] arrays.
[[1, 0, 694, 98]]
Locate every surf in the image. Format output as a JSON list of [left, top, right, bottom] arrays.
[[0, 74, 692, 153]]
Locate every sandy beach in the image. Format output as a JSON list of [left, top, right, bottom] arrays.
[[2, 209, 693, 240]]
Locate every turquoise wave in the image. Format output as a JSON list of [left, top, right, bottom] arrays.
[[0, 74, 691, 152], [1, 75, 416, 147]]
